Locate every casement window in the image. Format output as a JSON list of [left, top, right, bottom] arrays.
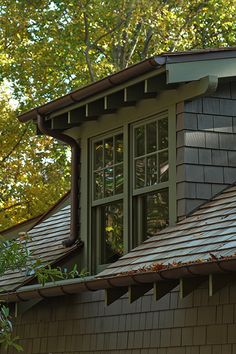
[[91, 111, 172, 270], [91, 132, 124, 267]]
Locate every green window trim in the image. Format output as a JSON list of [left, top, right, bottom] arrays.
[[91, 130, 125, 269], [91, 131, 124, 206], [132, 113, 169, 195], [89, 107, 176, 273]]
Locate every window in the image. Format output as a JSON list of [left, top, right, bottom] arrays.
[[91, 132, 124, 267], [132, 115, 169, 245], [93, 134, 123, 200], [133, 117, 168, 190], [91, 112, 172, 271]]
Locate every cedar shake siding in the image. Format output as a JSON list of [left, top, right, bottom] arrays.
[[4, 282, 236, 354], [176, 80, 236, 219]]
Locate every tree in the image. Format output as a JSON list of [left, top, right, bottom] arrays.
[[1, 0, 236, 229], [0, 89, 70, 230]]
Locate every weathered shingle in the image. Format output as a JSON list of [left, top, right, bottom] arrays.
[[0, 199, 82, 293], [98, 184, 236, 278]]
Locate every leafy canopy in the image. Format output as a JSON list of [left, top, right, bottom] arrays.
[[1, 0, 236, 229]]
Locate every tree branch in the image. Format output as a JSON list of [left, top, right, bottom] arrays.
[[141, 27, 153, 60], [0, 201, 28, 212], [125, 21, 143, 66], [0, 127, 28, 164], [83, 12, 95, 82]]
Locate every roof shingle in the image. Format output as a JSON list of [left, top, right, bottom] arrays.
[[98, 184, 236, 278], [0, 204, 81, 293]]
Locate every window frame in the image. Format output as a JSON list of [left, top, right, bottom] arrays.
[[131, 112, 169, 196], [130, 112, 170, 246], [91, 130, 124, 207], [89, 107, 176, 273], [90, 129, 126, 272]]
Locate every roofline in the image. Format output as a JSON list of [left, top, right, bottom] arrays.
[[32, 190, 70, 228], [0, 214, 42, 236], [17, 47, 236, 123], [0, 190, 70, 236], [18, 57, 162, 123], [2, 256, 236, 303]]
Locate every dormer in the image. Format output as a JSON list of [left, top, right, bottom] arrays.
[[18, 48, 236, 274]]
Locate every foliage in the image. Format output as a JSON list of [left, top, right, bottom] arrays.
[[0, 236, 32, 352], [34, 264, 89, 286], [0, 89, 70, 231], [0, 238, 31, 276], [0, 235, 87, 351], [1, 0, 236, 108], [0, 305, 23, 352], [1, 0, 236, 229]]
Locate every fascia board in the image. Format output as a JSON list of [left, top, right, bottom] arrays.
[[166, 57, 236, 84]]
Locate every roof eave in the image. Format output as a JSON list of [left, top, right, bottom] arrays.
[[18, 57, 164, 123], [2, 257, 236, 303]]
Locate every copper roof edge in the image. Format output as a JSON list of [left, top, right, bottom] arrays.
[[2, 256, 236, 303], [17, 57, 161, 123], [17, 46, 236, 123]]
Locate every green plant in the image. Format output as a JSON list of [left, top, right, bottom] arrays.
[[35, 264, 89, 286], [0, 305, 23, 352], [0, 235, 88, 351]]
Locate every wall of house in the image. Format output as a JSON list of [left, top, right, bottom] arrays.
[[4, 281, 236, 354], [176, 79, 236, 219]]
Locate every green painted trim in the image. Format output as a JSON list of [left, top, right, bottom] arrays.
[[166, 57, 235, 83], [168, 104, 177, 226], [177, 75, 218, 101], [69, 76, 217, 141], [76, 75, 218, 273], [123, 123, 130, 253], [132, 181, 169, 196], [50, 67, 166, 118]]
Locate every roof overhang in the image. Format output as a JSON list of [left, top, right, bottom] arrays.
[[18, 57, 165, 123], [2, 256, 236, 305], [17, 47, 236, 129]]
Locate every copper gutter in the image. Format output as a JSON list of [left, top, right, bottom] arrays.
[[18, 57, 163, 123], [37, 114, 80, 247], [17, 47, 236, 123], [2, 257, 236, 303]]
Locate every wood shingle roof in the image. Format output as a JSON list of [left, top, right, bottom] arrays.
[[98, 184, 236, 278], [0, 203, 82, 293]]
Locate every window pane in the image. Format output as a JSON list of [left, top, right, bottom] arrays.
[[104, 167, 113, 197], [101, 202, 123, 264], [104, 137, 113, 166], [147, 122, 157, 153], [94, 141, 103, 170], [145, 190, 169, 238], [135, 158, 145, 188], [94, 171, 103, 199], [147, 155, 157, 186], [158, 118, 168, 149], [115, 134, 123, 163], [115, 164, 123, 194], [159, 150, 169, 182], [135, 126, 145, 157]]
